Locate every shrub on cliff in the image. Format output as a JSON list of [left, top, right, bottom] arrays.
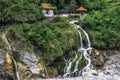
[[9, 18, 78, 62]]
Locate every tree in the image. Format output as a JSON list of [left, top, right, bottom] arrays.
[[80, 0, 120, 49], [65, 0, 77, 13], [0, 0, 45, 24]]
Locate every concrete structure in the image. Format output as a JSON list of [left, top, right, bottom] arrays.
[[41, 3, 56, 17], [76, 6, 87, 19], [59, 9, 70, 18]]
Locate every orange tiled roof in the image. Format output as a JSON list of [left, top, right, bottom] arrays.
[[41, 3, 56, 9], [76, 6, 87, 11]]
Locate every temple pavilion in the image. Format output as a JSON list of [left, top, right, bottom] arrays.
[[76, 6, 87, 19], [41, 3, 56, 17]]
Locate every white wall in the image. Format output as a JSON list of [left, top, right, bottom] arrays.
[[42, 10, 54, 17]]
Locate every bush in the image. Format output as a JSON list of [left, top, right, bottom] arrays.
[[9, 20, 78, 61], [80, 6, 120, 50], [0, 0, 45, 23]]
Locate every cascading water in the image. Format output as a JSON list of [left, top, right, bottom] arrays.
[[44, 65, 49, 78], [2, 31, 20, 80], [63, 52, 78, 77], [63, 20, 93, 77]]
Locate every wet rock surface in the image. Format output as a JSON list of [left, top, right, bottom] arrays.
[[14, 41, 28, 51], [80, 53, 120, 80], [0, 50, 5, 65], [0, 36, 120, 80], [19, 51, 40, 75], [44, 53, 120, 80], [0, 50, 14, 80], [103, 53, 120, 77], [0, 69, 14, 80]]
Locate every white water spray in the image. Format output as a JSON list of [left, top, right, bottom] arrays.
[[44, 65, 49, 78], [63, 20, 93, 77], [63, 52, 78, 77]]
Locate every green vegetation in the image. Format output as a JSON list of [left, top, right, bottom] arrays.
[[39, 0, 120, 49], [80, 0, 120, 50], [0, 0, 45, 24], [0, 0, 119, 62], [0, 1, 120, 77], [39, 0, 120, 50], [0, 0, 79, 71], [6, 17, 78, 62]]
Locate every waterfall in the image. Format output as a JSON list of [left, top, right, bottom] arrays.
[[63, 52, 78, 77], [44, 65, 49, 78], [2, 31, 20, 80], [63, 20, 93, 77]]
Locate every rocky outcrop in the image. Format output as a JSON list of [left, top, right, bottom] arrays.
[[13, 40, 41, 77], [14, 40, 29, 51], [19, 51, 40, 75], [0, 50, 5, 66], [1, 28, 119, 79], [44, 53, 120, 80], [92, 49, 109, 68], [103, 54, 120, 76], [0, 50, 14, 80]]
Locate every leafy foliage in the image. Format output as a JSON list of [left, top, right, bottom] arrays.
[[80, 0, 120, 49], [0, 0, 119, 77], [8, 18, 78, 61], [0, 0, 45, 23]]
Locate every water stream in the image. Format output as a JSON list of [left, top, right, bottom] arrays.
[[2, 31, 20, 80], [1, 21, 119, 80], [62, 20, 120, 80], [63, 20, 93, 77], [44, 65, 49, 78]]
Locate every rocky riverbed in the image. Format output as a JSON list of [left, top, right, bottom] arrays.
[[0, 39, 120, 80], [43, 53, 120, 80]]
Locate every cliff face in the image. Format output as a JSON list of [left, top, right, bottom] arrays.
[[0, 18, 119, 79], [0, 18, 79, 79]]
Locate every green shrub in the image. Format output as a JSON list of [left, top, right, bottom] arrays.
[[0, 0, 45, 23], [9, 20, 78, 62]]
